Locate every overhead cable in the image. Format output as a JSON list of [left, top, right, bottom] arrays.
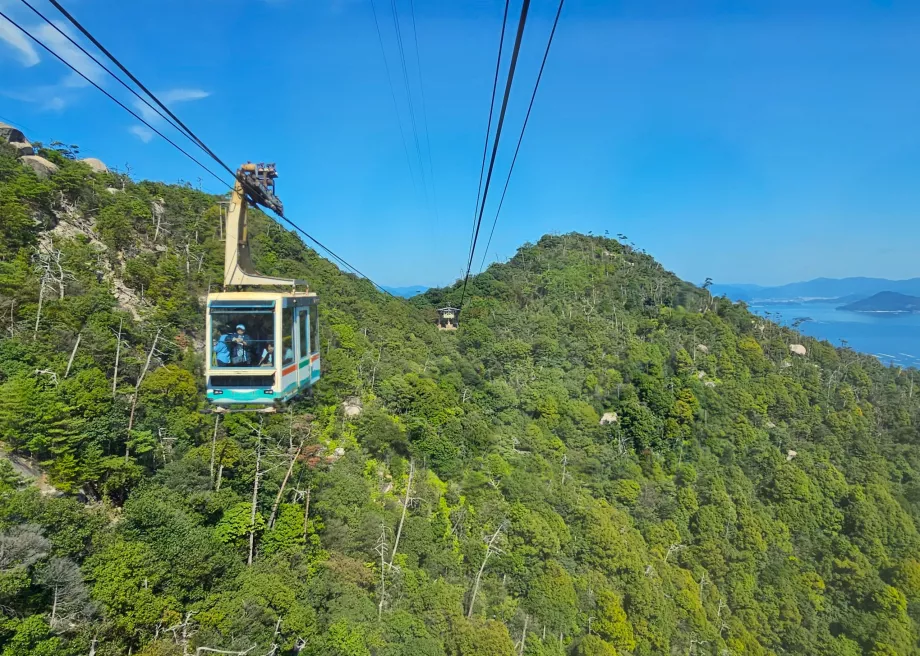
[[478, 0, 565, 273], [0, 7, 229, 187], [466, 0, 511, 272], [10, 2, 395, 297], [459, 0, 532, 310]]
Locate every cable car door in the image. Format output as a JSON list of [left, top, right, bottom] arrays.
[[295, 306, 311, 387]]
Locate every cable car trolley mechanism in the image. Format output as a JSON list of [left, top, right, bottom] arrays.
[[205, 163, 320, 412]]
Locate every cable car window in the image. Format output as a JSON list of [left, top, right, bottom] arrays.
[[210, 308, 275, 368], [299, 310, 309, 360], [281, 306, 294, 365], [310, 306, 319, 355]]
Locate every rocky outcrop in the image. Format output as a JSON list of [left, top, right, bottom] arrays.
[[80, 157, 107, 173], [8, 141, 33, 156], [343, 396, 362, 417], [0, 122, 26, 144], [600, 412, 618, 425], [20, 155, 59, 179], [789, 344, 807, 356]]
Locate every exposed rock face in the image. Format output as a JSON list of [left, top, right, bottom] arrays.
[[343, 396, 362, 417], [786, 449, 798, 461], [8, 141, 33, 156], [0, 122, 26, 144], [695, 344, 709, 353], [20, 155, 59, 179], [789, 344, 807, 356], [80, 157, 107, 173], [600, 412, 618, 425]]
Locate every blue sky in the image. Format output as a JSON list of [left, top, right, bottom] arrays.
[[2, 0, 919, 288]]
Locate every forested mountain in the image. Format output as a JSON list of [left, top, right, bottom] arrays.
[[1, 138, 920, 656], [839, 292, 920, 314]]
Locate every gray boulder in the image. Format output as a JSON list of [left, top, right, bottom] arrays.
[[20, 155, 59, 179], [80, 157, 107, 173], [0, 122, 26, 144], [8, 141, 33, 156]]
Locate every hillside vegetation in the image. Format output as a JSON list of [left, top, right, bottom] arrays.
[[1, 139, 920, 656]]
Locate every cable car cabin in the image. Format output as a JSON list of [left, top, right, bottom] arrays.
[[205, 162, 321, 411], [207, 292, 320, 407], [436, 307, 460, 331]]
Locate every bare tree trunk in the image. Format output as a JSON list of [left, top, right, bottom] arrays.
[[89, 638, 97, 656], [518, 614, 529, 655], [302, 485, 311, 541], [377, 524, 388, 621], [467, 523, 505, 618], [33, 277, 46, 340], [388, 460, 414, 568], [112, 318, 122, 398], [64, 332, 81, 379], [209, 415, 220, 483], [268, 439, 304, 529], [248, 423, 264, 566], [215, 464, 224, 491], [127, 329, 161, 461], [50, 585, 59, 628]]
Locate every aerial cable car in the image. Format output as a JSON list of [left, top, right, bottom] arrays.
[[205, 163, 320, 412]]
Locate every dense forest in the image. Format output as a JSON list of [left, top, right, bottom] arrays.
[[1, 137, 919, 656]]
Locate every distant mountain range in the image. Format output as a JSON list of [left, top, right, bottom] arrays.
[[838, 291, 920, 313], [382, 285, 429, 299], [712, 277, 920, 303]]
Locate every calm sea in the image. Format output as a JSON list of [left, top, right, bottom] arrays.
[[749, 302, 920, 368]]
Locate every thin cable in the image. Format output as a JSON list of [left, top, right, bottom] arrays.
[[466, 0, 510, 270], [11, 3, 395, 298], [370, 0, 419, 194], [390, 0, 430, 207], [46, 0, 237, 181], [459, 0, 532, 309], [478, 0, 565, 273], [407, 0, 439, 220], [19, 0, 191, 147], [0, 8, 230, 188]]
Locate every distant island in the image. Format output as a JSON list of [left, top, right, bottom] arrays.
[[838, 291, 920, 313]]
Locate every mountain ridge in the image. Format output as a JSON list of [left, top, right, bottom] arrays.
[[839, 290, 920, 313], [713, 276, 920, 302]]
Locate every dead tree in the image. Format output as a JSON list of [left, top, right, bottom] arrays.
[[126, 328, 161, 461], [248, 419, 265, 566], [467, 521, 506, 618], [375, 523, 390, 620], [267, 414, 311, 529], [293, 486, 312, 541], [64, 332, 82, 379], [112, 318, 123, 398], [209, 415, 221, 483], [388, 459, 415, 570]]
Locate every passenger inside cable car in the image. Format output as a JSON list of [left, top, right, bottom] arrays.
[[210, 312, 275, 368]]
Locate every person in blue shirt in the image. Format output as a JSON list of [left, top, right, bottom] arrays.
[[213, 327, 233, 366]]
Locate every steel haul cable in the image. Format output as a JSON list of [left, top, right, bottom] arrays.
[[15, 0, 396, 297], [459, 0, 532, 310], [478, 0, 565, 274], [466, 0, 511, 274]]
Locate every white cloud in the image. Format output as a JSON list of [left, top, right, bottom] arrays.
[[34, 20, 106, 86], [161, 88, 210, 104], [0, 14, 40, 66], [132, 87, 209, 126], [129, 125, 154, 143], [132, 97, 161, 124], [43, 96, 66, 112]]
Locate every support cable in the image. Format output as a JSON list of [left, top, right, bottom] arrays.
[[458, 0, 532, 310], [478, 0, 565, 273]]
